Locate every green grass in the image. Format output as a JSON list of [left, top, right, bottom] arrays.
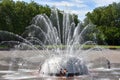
[[80, 45, 120, 49], [0, 45, 120, 50], [100, 45, 120, 49], [38, 45, 120, 49], [0, 45, 9, 50], [0, 46, 8, 48]]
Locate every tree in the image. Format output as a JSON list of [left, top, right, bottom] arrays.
[[0, 0, 51, 35], [85, 2, 120, 45], [0, 0, 79, 43]]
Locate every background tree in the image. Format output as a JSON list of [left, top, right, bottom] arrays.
[[85, 2, 120, 45], [0, 0, 79, 44]]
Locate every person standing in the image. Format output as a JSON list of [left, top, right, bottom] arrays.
[[60, 68, 63, 76], [107, 59, 111, 69], [63, 69, 68, 77]]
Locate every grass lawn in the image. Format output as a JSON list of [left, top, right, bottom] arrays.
[[0, 45, 120, 50], [100, 45, 120, 49], [44, 45, 120, 50]]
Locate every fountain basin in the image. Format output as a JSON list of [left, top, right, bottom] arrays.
[[40, 55, 88, 77]]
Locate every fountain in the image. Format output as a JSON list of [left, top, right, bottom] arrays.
[[1, 9, 119, 80], [19, 9, 96, 76]]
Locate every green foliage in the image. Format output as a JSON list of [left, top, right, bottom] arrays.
[[0, 0, 79, 43], [85, 2, 120, 45], [0, 0, 51, 35]]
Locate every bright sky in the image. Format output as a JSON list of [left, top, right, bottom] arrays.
[[14, 0, 120, 21]]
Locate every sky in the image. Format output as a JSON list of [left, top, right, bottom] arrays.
[[14, 0, 120, 21]]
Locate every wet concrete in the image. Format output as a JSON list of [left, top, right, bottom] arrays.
[[0, 50, 120, 80]]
